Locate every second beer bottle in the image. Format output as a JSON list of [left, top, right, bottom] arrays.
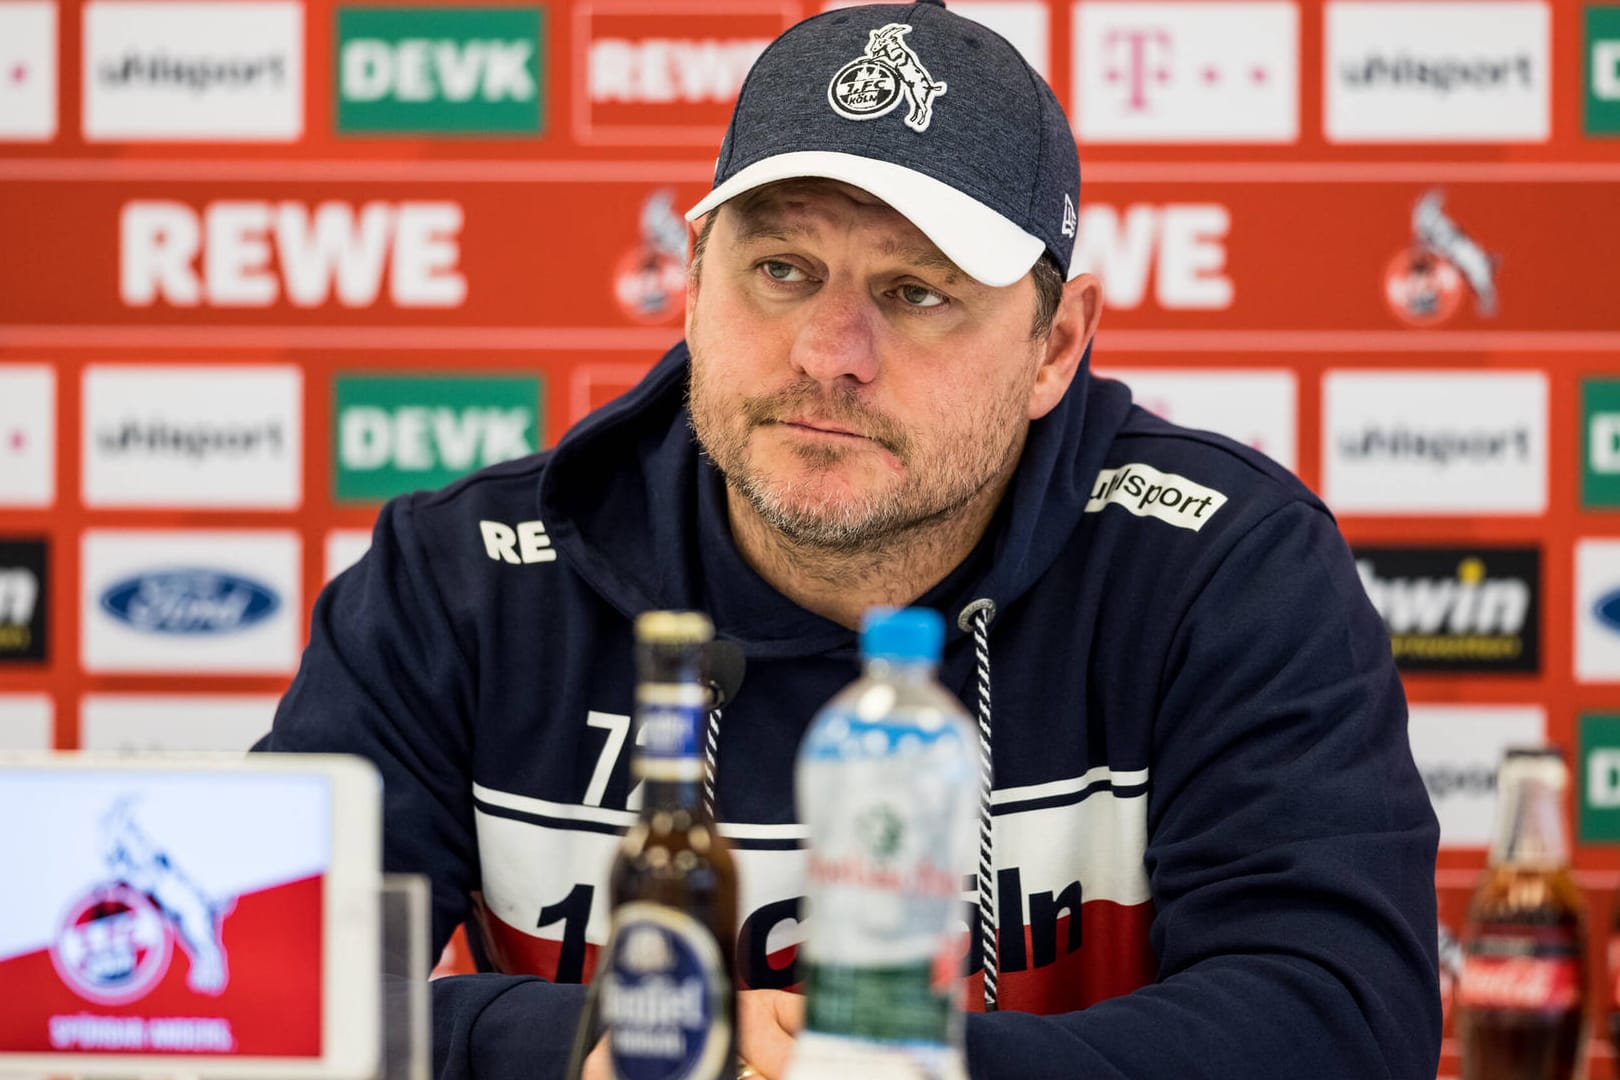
[[599, 611, 738, 1080]]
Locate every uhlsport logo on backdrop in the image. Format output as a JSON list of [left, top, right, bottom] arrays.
[[578, 1, 786, 144], [82, 365, 302, 509], [1324, 0, 1550, 143], [1383, 190, 1499, 328], [333, 374, 542, 502], [0, 1, 57, 140], [1354, 547, 1539, 673], [0, 538, 47, 664], [1321, 370, 1547, 515], [1584, 378, 1620, 508], [81, 531, 300, 674], [336, 6, 544, 135], [1579, 714, 1620, 841], [0, 364, 55, 507], [1408, 705, 1544, 848], [1098, 367, 1297, 471], [1576, 539, 1620, 682], [1071, 1, 1298, 143], [1588, 5, 1620, 136], [83, 1, 303, 141]]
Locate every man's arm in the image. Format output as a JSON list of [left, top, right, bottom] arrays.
[[964, 500, 1441, 1079], [257, 493, 587, 1079]]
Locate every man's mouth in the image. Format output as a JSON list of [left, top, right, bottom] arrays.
[[777, 417, 866, 440]]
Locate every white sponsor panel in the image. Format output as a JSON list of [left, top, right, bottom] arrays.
[[0, 1, 57, 140], [0, 694, 53, 750], [822, 0, 1050, 77], [1407, 705, 1545, 848], [0, 364, 55, 507], [82, 364, 302, 509], [1099, 367, 1297, 471], [1085, 462, 1228, 531], [1322, 370, 1547, 515], [82, 0, 303, 141], [325, 529, 373, 582], [1576, 539, 1620, 683], [80, 530, 301, 674], [80, 694, 278, 752], [1324, 1, 1550, 143], [1073, 2, 1297, 143]]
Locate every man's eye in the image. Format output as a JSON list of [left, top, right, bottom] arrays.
[[898, 284, 945, 308], [761, 261, 806, 282]]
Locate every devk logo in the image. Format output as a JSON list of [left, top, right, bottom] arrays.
[[100, 570, 279, 634]]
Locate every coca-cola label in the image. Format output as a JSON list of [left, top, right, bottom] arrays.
[[1459, 923, 1581, 1012]]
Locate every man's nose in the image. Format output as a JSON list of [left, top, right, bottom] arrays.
[[788, 285, 880, 385]]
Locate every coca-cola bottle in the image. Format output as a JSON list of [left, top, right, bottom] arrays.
[[1457, 747, 1587, 1080]]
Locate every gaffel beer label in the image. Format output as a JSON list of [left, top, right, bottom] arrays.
[[602, 903, 731, 1080]]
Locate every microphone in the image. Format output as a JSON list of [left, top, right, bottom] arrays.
[[708, 639, 746, 709]]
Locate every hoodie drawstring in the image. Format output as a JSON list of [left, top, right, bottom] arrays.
[[703, 705, 721, 820], [958, 597, 999, 1012]]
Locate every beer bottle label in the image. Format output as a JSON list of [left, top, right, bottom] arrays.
[[1458, 922, 1581, 1012], [634, 686, 705, 782], [602, 903, 731, 1080]]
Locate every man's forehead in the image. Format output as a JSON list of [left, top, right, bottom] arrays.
[[721, 179, 966, 280]]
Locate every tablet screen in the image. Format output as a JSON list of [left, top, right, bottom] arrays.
[[0, 766, 333, 1061]]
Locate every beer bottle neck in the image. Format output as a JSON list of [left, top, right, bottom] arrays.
[[638, 777, 706, 815], [633, 679, 707, 815], [1490, 764, 1570, 868]]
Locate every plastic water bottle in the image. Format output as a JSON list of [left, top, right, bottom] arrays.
[[785, 607, 977, 1080]]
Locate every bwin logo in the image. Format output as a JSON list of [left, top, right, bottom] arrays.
[[100, 570, 279, 635], [827, 23, 946, 132]]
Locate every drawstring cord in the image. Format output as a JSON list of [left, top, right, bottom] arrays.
[[959, 598, 999, 1012], [703, 704, 721, 820]]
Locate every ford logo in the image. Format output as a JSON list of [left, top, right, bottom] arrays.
[[1598, 589, 1620, 633], [100, 570, 279, 635]]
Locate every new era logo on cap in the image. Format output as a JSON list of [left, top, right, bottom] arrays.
[[686, 0, 1080, 287]]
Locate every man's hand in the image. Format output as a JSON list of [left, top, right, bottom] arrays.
[[581, 989, 804, 1080]]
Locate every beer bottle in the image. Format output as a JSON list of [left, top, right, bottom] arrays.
[[599, 611, 738, 1080], [1457, 747, 1587, 1080]]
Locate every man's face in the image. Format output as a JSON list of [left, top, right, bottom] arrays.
[[686, 180, 1050, 553]]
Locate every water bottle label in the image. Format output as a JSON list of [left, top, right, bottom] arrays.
[[802, 957, 955, 1044], [602, 904, 731, 1080]]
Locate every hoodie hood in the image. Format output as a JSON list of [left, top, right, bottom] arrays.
[[538, 341, 1132, 657]]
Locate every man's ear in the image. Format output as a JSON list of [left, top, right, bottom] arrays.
[[1028, 272, 1102, 421], [684, 216, 706, 334]]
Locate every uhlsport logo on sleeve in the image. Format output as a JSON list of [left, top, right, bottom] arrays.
[[1408, 705, 1545, 848], [1072, 1, 1298, 143], [80, 530, 300, 674], [333, 374, 543, 503], [0, 1, 57, 141], [0, 364, 55, 507], [1324, 0, 1549, 143], [1085, 463, 1227, 531], [1582, 377, 1620, 508], [1322, 370, 1547, 515], [1587, 5, 1620, 136], [1354, 546, 1540, 673], [83, 0, 303, 142], [336, 6, 545, 135], [0, 538, 48, 664], [82, 365, 302, 510]]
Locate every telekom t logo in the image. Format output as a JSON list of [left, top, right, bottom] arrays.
[[1103, 29, 1171, 112]]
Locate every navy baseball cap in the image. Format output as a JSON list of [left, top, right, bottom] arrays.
[[685, 0, 1081, 288]]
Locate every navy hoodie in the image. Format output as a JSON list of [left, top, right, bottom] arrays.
[[261, 343, 1441, 1079]]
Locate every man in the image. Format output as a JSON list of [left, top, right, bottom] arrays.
[[260, 2, 1441, 1078]]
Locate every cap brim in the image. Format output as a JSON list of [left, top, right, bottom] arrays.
[[685, 151, 1045, 288]]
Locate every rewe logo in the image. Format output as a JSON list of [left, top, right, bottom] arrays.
[[589, 37, 769, 104], [1071, 204, 1233, 310], [119, 200, 467, 309], [333, 374, 542, 502], [1073, 2, 1297, 143], [336, 6, 544, 134]]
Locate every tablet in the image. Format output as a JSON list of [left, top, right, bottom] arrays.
[[0, 751, 382, 1080]]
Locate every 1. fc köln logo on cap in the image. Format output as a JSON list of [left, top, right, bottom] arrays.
[[828, 23, 946, 132]]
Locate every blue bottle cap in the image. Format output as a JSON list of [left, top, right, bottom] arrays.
[[860, 607, 945, 663]]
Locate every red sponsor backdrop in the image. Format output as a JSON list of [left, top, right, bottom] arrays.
[[2, 1, 1618, 1076]]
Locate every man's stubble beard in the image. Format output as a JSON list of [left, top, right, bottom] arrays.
[[685, 335, 1034, 557]]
